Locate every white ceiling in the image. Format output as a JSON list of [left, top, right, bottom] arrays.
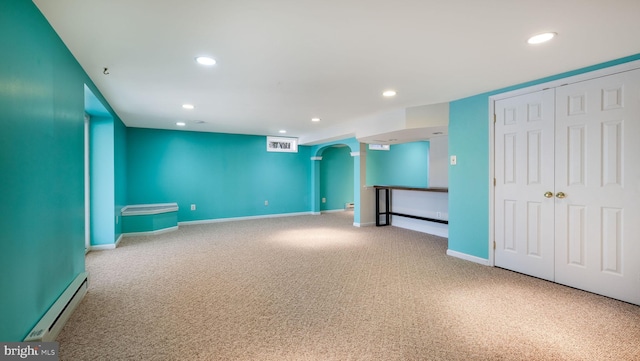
[[33, 0, 640, 144]]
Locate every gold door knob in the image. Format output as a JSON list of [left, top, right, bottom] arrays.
[[556, 192, 566, 199], [544, 191, 553, 198]]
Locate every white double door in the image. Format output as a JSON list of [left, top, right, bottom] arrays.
[[494, 68, 640, 305]]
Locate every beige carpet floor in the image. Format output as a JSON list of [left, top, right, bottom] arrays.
[[58, 212, 640, 360]]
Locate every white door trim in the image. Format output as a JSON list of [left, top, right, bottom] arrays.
[[488, 59, 640, 266]]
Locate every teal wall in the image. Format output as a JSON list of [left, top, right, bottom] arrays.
[[90, 117, 115, 245], [319, 146, 354, 211], [0, 0, 120, 341], [126, 128, 312, 221], [448, 53, 640, 260], [366, 141, 430, 187], [85, 87, 126, 247], [114, 117, 127, 240], [89, 115, 128, 246]]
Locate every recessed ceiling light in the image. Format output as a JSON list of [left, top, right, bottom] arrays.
[[279, 130, 287, 134], [182, 104, 195, 110], [195, 56, 216, 66], [382, 90, 397, 97], [176, 122, 186, 127], [311, 118, 321, 122], [527, 32, 557, 45]]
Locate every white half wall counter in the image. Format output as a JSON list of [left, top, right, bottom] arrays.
[[374, 186, 448, 238]]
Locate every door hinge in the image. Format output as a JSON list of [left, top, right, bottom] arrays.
[[493, 178, 496, 186], [493, 114, 496, 123], [493, 241, 496, 250]]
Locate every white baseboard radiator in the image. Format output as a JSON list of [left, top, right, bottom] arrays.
[[24, 272, 88, 342]]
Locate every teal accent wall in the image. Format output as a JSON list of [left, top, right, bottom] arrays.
[[114, 117, 127, 240], [84, 85, 112, 118], [448, 53, 640, 260], [85, 88, 126, 247], [319, 146, 354, 211], [448, 96, 491, 258], [366, 141, 430, 187], [89, 116, 127, 246], [0, 0, 116, 341], [126, 128, 311, 221], [90, 117, 115, 245]]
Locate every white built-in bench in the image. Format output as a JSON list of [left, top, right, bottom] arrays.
[[121, 203, 179, 235]]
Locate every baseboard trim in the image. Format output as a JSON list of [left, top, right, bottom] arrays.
[[179, 212, 314, 226], [115, 234, 123, 247], [321, 209, 347, 214], [121, 226, 179, 237], [90, 234, 124, 251], [446, 249, 490, 266], [353, 222, 375, 227], [89, 243, 116, 251]]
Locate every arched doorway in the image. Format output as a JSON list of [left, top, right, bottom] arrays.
[[319, 145, 354, 213], [310, 139, 373, 226]]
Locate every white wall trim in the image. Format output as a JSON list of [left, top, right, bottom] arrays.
[[486, 59, 640, 266], [321, 209, 347, 214], [88, 233, 124, 251], [89, 243, 116, 251], [446, 249, 490, 266], [179, 212, 314, 226], [354, 222, 375, 227], [311, 156, 323, 161], [311, 212, 321, 215], [488, 90, 496, 267], [350, 152, 360, 157], [121, 226, 179, 237]]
